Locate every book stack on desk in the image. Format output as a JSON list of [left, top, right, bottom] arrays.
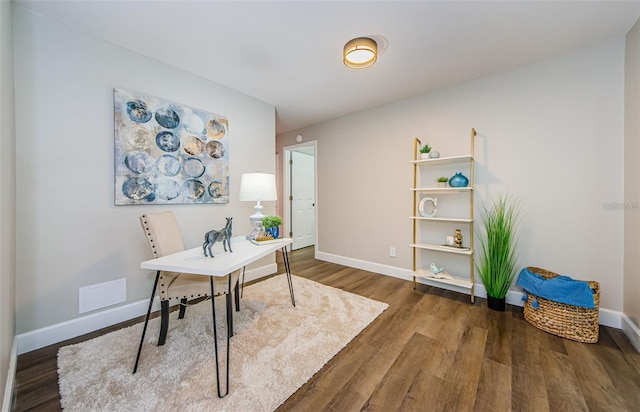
[[250, 237, 285, 245]]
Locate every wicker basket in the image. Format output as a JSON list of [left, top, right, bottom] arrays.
[[522, 267, 600, 343]]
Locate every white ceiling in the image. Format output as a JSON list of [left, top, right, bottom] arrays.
[[15, 0, 640, 134]]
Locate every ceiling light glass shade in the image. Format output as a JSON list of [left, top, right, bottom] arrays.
[[343, 37, 378, 70]]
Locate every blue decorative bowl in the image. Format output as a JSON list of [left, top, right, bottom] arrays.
[[449, 172, 469, 187]]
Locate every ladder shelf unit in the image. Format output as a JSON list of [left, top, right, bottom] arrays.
[[411, 128, 476, 303]]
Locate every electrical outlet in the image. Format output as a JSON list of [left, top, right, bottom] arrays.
[[389, 247, 396, 257]]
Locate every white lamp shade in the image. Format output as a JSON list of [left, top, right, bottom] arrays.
[[239, 173, 277, 201]]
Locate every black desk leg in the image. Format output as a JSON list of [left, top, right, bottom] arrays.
[[281, 247, 296, 307], [234, 275, 241, 312], [210, 277, 231, 398], [240, 266, 246, 298], [227, 274, 234, 338], [133, 271, 160, 374]]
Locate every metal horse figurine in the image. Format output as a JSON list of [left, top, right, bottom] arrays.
[[203, 217, 233, 257]]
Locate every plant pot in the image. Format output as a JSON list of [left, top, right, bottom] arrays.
[[420, 153, 430, 159], [437, 182, 447, 188], [487, 296, 506, 311], [265, 226, 279, 239]]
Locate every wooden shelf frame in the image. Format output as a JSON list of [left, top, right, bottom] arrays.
[[410, 216, 473, 223], [411, 187, 473, 194], [411, 128, 476, 303], [413, 271, 474, 289], [410, 242, 474, 255]]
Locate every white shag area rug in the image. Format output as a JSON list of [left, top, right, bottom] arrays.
[[58, 274, 388, 411]]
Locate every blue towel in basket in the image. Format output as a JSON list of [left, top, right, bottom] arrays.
[[516, 268, 595, 309]]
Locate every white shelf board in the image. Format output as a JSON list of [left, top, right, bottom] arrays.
[[413, 271, 473, 289], [411, 155, 473, 166], [410, 216, 473, 223], [411, 187, 472, 193], [410, 242, 474, 255]]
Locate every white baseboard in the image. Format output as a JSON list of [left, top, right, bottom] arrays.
[[315, 251, 622, 329], [242, 263, 278, 283], [316, 251, 414, 280], [13, 252, 627, 355], [16, 264, 277, 355], [622, 314, 640, 353], [599, 308, 622, 329], [2, 337, 17, 412]]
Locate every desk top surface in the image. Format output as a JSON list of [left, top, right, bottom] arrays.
[[140, 236, 292, 276]]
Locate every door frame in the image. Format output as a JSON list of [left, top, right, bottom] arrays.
[[282, 140, 317, 253]]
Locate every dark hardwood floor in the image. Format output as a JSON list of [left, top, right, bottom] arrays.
[[12, 247, 640, 411]]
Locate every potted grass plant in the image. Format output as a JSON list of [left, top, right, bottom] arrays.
[[476, 193, 522, 311]]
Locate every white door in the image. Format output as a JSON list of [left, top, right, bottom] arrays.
[[291, 150, 315, 250]]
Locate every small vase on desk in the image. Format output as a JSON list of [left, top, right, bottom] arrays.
[[265, 226, 279, 239]]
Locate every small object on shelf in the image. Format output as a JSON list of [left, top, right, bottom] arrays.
[[446, 235, 455, 246], [448, 172, 469, 187], [418, 196, 438, 217], [429, 151, 440, 158], [436, 176, 448, 188], [419, 143, 431, 159], [202, 217, 233, 257], [454, 229, 462, 248], [429, 263, 443, 274], [417, 268, 454, 280]]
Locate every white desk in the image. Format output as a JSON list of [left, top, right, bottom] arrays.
[[133, 236, 295, 397], [140, 236, 293, 277]]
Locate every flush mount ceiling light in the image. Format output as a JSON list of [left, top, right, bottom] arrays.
[[343, 37, 377, 70]]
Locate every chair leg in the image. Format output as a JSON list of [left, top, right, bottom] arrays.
[[178, 298, 187, 319], [158, 300, 169, 346]]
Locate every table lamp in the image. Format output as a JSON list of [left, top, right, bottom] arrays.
[[239, 172, 277, 240]]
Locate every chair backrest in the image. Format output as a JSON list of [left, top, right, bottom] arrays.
[[140, 211, 185, 258]]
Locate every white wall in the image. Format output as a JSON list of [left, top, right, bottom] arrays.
[[0, 0, 16, 404], [12, 5, 276, 335], [624, 17, 640, 343], [279, 39, 625, 313]]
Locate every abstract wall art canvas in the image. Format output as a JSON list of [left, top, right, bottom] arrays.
[[114, 89, 229, 205]]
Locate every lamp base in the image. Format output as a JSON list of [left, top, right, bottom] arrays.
[[247, 207, 265, 240], [246, 227, 261, 241]]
